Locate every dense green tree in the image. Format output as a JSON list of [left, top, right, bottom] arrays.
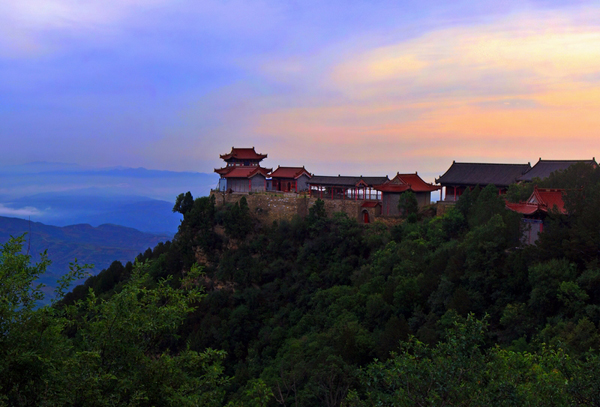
[[347, 315, 574, 407], [222, 197, 253, 240], [0, 236, 229, 406], [35, 170, 600, 406], [173, 191, 195, 215], [397, 191, 418, 220]]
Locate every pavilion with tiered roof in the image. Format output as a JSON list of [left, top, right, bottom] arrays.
[[215, 147, 272, 192]]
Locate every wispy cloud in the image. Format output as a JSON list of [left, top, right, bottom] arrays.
[[2, 1, 600, 178], [333, 13, 600, 99], [0, 0, 285, 58], [0, 204, 42, 217], [225, 6, 600, 177]]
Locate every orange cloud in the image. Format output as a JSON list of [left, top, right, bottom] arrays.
[[247, 7, 600, 176]]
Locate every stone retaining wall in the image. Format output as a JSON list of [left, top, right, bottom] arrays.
[[210, 190, 439, 224], [436, 201, 455, 216], [210, 191, 367, 224]]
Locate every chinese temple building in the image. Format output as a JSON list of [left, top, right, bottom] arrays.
[[506, 187, 567, 244], [517, 158, 597, 182], [270, 166, 312, 193], [374, 173, 441, 216], [308, 175, 388, 200], [435, 161, 531, 201], [215, 147, 272, 192]]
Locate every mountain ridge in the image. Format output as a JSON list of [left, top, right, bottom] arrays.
[[0, 215, 173, 294]]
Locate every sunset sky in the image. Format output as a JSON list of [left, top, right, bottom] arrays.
[[2, 0, 600, 182]]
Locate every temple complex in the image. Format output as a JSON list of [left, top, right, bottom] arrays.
[[211, 147, 592, 225]]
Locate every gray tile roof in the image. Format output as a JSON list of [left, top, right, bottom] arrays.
[[309, 175, 389, 187], [517, 159, 597, 182], [435, 162, 531, 187]]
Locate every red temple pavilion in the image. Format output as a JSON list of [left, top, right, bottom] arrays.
[[374, 173, 441, 216], [215, 147, 272, 192], [505, 186, 567, 244], [270, 166, 312, 193]]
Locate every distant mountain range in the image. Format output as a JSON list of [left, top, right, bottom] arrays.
[[0, 216, 173, 299], [0, 162, 219, 234], [5, 193, 183, 235]]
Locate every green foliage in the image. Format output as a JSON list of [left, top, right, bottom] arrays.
[[352, 315, 488, 406], [173, 191, 195, 215], [235, 379, 274, 407], [467, 184, 506, 228], [0, 235, 51, 325], [15, 163, 600, 406], [0, 237, 229, 406], [528, 259, 576, 320], [348, 315, 581, 407], [506, 181, 535, 203], [222, 197, 253, 240], [308, 198, 327, 222], [397, 191, 418, 219]]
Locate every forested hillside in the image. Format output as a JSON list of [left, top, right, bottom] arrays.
[[3, 163, 600, 406], [0, 216, 172, 300]]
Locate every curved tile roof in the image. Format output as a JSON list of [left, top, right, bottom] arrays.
[[309, 175, 389, 187], [375, 173, 440, 192], [435, 162, 531, 187], [517, 158, 597, 182], [220, 147, 267, 161], [270, 166, 311, 179], [223, 167, 271, 178]]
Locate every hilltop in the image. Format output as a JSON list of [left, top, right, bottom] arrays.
[[5, 162, 600, 406]]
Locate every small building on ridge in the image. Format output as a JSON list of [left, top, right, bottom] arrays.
[[374, 173, 441, 216], [270, 166, 312, 193], [505, 186, 567, 244], [215, 147, 272, 192], [222, 167, 271, 193]]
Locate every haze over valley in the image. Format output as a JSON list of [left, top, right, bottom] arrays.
[[0, 161, 218, 234]]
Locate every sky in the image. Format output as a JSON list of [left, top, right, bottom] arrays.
[[2, 0, 600, 182]]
